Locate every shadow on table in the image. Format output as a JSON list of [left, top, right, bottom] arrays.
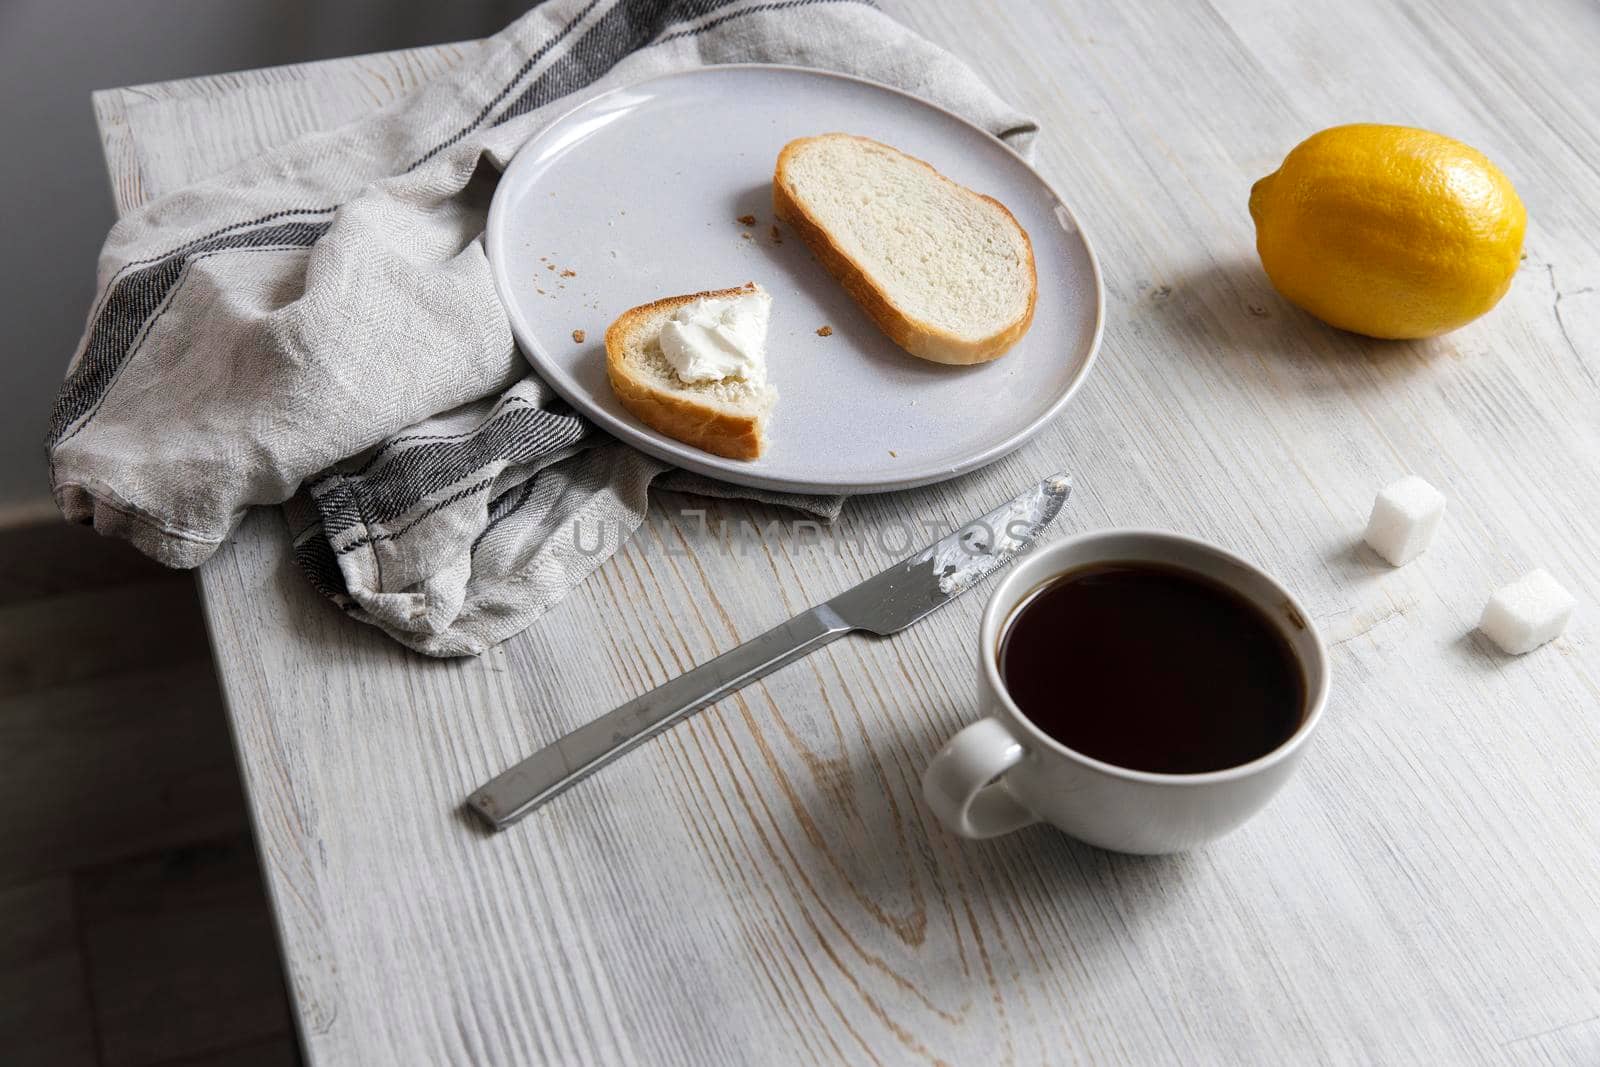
[[1446, 625, 1525, 672], [1325, 536, 1394, 587], [777, 695, 1196, 917], [1141, 254, 1452, 380]]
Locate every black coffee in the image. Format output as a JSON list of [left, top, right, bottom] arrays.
[[998, 561, 1305, 774]]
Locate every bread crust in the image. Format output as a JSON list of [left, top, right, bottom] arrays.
[[773, 133, 1037, 365], [604, 285, 768, 460]]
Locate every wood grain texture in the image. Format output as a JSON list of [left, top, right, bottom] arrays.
[[94, 1, 1600, 1062]]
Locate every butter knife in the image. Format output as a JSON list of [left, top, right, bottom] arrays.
[[467, 473, 1072, 830]]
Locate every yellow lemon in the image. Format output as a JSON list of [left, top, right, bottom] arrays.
[[1249, 124, 1526, 339]]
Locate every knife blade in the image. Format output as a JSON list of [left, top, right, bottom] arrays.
[[467, 472, 1072, 830]]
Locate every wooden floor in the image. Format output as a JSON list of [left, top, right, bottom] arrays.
[[0, 521, 300, 1067]]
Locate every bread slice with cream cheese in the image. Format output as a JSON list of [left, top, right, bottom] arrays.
[[604, 284, 775, 460]]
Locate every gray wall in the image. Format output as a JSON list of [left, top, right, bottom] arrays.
[[0, 0, 524, 515]]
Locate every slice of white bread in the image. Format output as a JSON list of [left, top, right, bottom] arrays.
[[773, 133, 1037, 365], [604, 284, 776, 460]]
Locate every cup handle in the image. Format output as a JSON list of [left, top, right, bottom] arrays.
[[922, 718, 1040, 839]]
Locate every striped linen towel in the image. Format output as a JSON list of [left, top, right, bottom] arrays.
[[47, 0, 1037, 656]]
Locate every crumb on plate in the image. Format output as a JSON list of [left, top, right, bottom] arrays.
[[740, 232, 752, 240], [770, 225, 783, 243], [816, 325, 833, 337], [560, 269, 576, 277], [737, 214, 757, 226], [572, 329, 586, 343]]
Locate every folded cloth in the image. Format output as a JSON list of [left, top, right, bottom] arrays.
[[48, 0, 1038, 656]]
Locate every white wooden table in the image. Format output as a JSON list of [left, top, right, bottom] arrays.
[[93, 2, 1600, 1063]]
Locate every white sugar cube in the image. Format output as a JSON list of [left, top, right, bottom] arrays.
[[1479, 569, 1575, 654], [1363, 476, 1446, 566]]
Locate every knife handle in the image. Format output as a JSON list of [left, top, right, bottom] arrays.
[[467, 604, 855, 830]]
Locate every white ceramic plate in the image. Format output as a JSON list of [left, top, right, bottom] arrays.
[[486, 65, 1103, 495]]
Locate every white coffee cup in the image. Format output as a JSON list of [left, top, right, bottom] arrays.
[[922, 530, 1329, 854]]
